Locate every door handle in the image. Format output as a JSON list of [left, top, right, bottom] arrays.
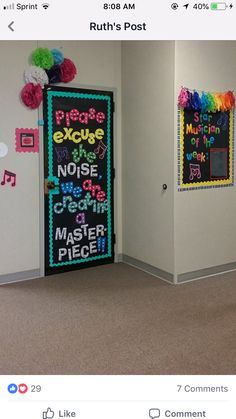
[[47, 181, 56, 190], [44, 179, 56, 194]]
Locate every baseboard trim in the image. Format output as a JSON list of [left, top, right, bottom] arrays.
[[177, 262, 236, 283], [2, 261, 235, 286], [119, 254, 174, 284], [0, 269, 40, 285], [119, 255, 236, 285]]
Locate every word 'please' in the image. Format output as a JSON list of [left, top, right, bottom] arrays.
[[55, 108, 106, 127]]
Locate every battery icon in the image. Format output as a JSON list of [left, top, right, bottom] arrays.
[[211, 2, 227, 9]]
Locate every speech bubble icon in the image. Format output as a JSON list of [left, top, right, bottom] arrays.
[[149, 408, 160, 419]]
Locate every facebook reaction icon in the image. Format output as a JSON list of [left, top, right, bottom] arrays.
[[8, 383, 18, 394]]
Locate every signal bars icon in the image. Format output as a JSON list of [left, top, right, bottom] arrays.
[[3, 3, 14, 9], [3, 2, 50, 10]]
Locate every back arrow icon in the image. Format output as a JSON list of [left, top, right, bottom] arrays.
[[8, 21, 14, 31], [183, 3, 189, 8]]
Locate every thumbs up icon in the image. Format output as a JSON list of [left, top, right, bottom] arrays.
[[43, 408, 54, 419]]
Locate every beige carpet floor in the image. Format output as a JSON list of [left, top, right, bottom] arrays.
[[0, 262, 236, 374]]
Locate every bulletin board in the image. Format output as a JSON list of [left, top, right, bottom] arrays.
[[43, 85, 114, 275], [178, 108, 234, 191]]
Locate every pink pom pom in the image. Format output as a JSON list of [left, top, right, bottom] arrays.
[[21, 83, 43, 109], [178, 87, 189, 108], [59, 58, 77, 83]]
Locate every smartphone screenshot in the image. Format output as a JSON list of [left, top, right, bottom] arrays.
[[0, 1, 236, 418]]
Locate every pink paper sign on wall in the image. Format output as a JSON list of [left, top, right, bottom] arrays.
[[15, 128, 39, 153]]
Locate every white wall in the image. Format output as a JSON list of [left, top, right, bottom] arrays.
[[122, 41, 175, 274], [0, 41, 38, 275], [174, 41, 236, 275], [0, 41, 122, 276]]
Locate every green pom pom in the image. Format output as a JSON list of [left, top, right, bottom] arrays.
[[31, 48, 54, 70], [207, 93, 216, 113]]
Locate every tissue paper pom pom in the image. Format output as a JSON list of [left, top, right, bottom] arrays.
[[219, 94, 228, 111], [46, 65, 61, 84], [32, 48, 54, 70], [59, 58, 77, 83], [192, 91, 202, 111], [228, 91, 235, 108], [21, 83, 43, 109], [214, 94, 222, 112], [51, 48, 64, 65], [207, 93, 216, 112], [178, 87, 189, 108], [224, 91, 235, 110], [201, 93, 209, 113], [217, 94, 225, 111], [24, 65, 48, 87], [186, 91, 194, 110]]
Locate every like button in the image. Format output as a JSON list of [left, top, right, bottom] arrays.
[[43, 408, 55, 419]]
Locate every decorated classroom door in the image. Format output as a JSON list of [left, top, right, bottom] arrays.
[[43, 86, 114, 275]]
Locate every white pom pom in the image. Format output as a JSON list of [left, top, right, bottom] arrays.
[[24, 65, 49, 87]]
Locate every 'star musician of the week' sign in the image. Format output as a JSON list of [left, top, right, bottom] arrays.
[[179, 108, 234, 190]]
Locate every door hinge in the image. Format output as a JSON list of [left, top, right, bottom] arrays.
[[38, 119, 45, 127], [113, 168, 115, 179], [112, 101, 115, 113], [41, 119, 48, 127], [113, 233, 116, 244]]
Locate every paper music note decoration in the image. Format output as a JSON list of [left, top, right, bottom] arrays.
[[217, 112, 228, 130], [55, 146, 70, 163], [1, 170, 16, 187], [94, 140, 107, 159], [189, 164, 201, 181]]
